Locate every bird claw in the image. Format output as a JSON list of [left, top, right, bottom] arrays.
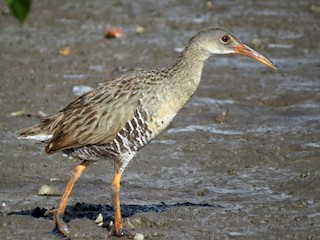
[[109, 221, 138, 238], [44, 208, 57, 217], [54, 213, 71, 237], [54, 214, 87, 238], [111, 227, 137, 238], [109, 220, 124, 237]]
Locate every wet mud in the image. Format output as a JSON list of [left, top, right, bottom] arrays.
[[1, 1, 320, 239]]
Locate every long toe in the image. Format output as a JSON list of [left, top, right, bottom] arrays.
[[109, 221, 123, 237], [111, 227, 138, 238], [55, 213, 70, 237], [112, 226, 123, 237]]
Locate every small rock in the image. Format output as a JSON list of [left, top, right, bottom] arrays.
[[72, 85, 93, 96], [105, 27, 125, 39], [37, 111, 47, 117], [95, 213, 103, 224], [38, 184, 60, 196], [206, 1, 213, 10], [174, 47, 183, 53], [58, 47, 72, 56], [135, 26, 145, 34], [251, 38, 261, 49], [300, 172, 313, 179], [134, 233, 144, 240], [10, 110, 25, 117], [310, 5, 320, 13]]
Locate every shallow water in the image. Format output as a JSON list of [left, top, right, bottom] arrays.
[[1, 0, 320, 239]]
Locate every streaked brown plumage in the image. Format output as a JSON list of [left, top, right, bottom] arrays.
[[17, 27, 277, 237]]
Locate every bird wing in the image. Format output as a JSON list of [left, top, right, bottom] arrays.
[[45, 73, 145, 154]]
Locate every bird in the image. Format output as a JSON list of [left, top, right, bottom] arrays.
[[16, 27, 277, 237]]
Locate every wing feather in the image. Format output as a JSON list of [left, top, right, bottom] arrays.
[[45, 73, 145, 154]]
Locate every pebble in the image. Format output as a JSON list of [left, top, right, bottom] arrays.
[[10, 110, 25, 117], [72, 85, 93, 96], [135, 26, 144, 34], [310, 5, 320, 13], [95, 213, 103, 224], [37, 111, 47, 117], [134, 233, 144, 240], [251, 38, 261, 49], [38, 184, 60, 196], [58, 46, 72, 56], [105, 27, 125, 38], [206, 1, 213, 10], [174, 47, 183, 53]]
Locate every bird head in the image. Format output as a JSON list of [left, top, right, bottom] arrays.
[[191, 27, 278, 70]]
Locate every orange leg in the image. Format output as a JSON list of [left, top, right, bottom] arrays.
[[54, 160, 90, 237], [111, 171, 123, 237]]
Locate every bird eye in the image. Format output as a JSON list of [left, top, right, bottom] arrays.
[[221, 35, 230, 43]]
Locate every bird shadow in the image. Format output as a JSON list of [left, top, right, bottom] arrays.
[[7, 201, 218, 225]]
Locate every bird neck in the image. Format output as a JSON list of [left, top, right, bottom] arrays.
[[168, 43, 209, 95]]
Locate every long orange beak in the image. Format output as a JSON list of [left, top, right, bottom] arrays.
[[234, 44, 278, 70]]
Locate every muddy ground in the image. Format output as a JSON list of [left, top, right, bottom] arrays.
[[1, 1, 320, 239]]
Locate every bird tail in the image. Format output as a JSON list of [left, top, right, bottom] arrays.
[[16, 116, 56, 141]]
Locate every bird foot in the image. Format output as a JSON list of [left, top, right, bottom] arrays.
[[54, 212, 86, 238], [53, 212, 136, 238], [44, 208, 57, 216], [110, 227, 137, 238], [95, 214, 125, 237], [108, 220, 137, 238], [54, 213, 71, 237], [109, 220, 124, 237]]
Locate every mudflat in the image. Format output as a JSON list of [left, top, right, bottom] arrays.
[[1, 1, 319, 239]]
